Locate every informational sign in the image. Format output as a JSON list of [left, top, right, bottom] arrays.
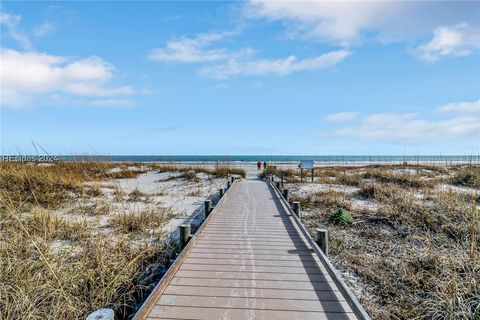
[[299, 160, 314, 169]]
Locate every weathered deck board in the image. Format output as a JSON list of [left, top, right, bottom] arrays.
[[142, 179, 359, 320]]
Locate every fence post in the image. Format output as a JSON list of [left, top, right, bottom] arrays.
[[179, 224, 191, 251], [204, 200, 212, 218], [227, 181, 231, 189], [283, 188, 289, 202], [219, 188, 224, 198], [292, 201, 300, 217], [315, 228, 328, 256], [275, 181, 280, 189]]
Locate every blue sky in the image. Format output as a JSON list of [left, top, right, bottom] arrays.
[[1, 1, 479, 155]]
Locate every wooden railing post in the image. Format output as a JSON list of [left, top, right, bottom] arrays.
[[283, 188, 289, 202], [204, 200, 212, 217], [292, 201, 300, 217], [178, 224, 191, 251], [315, 228, 328, 256], [219, 188, 224, 198]]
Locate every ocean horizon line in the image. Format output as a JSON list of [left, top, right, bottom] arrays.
[[2, 154, 480, 163]]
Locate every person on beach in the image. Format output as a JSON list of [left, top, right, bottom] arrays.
[[263, 161, 267, 169], [257, 161, 262, 170]]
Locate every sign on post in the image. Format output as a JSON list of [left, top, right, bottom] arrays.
[[299, 160, 315, 182], [299, 160, 314, 169]]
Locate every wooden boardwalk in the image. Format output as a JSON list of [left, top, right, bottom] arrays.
[[135, 179, 365, 320]]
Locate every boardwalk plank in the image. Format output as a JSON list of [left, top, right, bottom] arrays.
[[174, 270, 333, 282], [148, 305, 356, 320], [156, 295, 352, 312], [163, 285, 345, 300], [169, 278, 335, 290]]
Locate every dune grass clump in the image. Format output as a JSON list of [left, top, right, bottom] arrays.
[[290, 190, 352, 212], [128, 188, 146, 202], [178, 171, 197, 180], [0, 162, 151, 210], [0, 162, 81, 209], [452, 166, 480, 189], [112, 209, 171, 234], [363, 169, 436, 188], [155, 164, 246, 179], [335, 173, 363, 186], [207, 166, 246, 178]]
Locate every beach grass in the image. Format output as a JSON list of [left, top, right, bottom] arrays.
[[0, 160, 240, 319], [283, 164, 480, 319]]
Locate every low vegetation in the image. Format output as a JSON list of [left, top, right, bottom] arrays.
[[452, 166, 480, 189], [284, 164, 480, 319], [155, 163, 246, 178], [0, 160, 236, 319]]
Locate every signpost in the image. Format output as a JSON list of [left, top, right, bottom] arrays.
[[299, 160, 315, 182]]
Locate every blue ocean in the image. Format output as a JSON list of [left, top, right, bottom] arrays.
[[47, 155, 479, 164]]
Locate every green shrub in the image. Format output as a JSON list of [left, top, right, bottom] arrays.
[[329, 209, 353, 225]]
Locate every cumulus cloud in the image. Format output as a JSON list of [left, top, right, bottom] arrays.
[[324, 111, 358, 122], [148, 31, 250, 63], [0, 49, 133, 108], [199, 50, 350, 79], [323, 99, 480, 143], [414, 24, 480, 62]]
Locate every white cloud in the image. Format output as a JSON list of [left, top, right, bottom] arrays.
[[245, 1, 480, 48], [323, 99, 480, 143], [199, 50, 350, 79], [0, 12, 33, 49], [245, 1, 407, 44], [414, 24, 480, 62], [0, 49, 133, 108], [324, 111, 358, 122], [437, 99, 480, 114], [148, 31, 250, 63], [150, 30, 351, 79]]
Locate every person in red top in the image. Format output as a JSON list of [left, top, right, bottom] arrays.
[[256, 161, 262, 170]]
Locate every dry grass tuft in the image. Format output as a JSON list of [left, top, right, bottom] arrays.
[[128, 188, 146, 202], [363, 169, 436, 188], [155, 164, 245, 179], [112, 209, 170, 234], [452, 165, 480, 189], [178, 171, 197, 180]]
